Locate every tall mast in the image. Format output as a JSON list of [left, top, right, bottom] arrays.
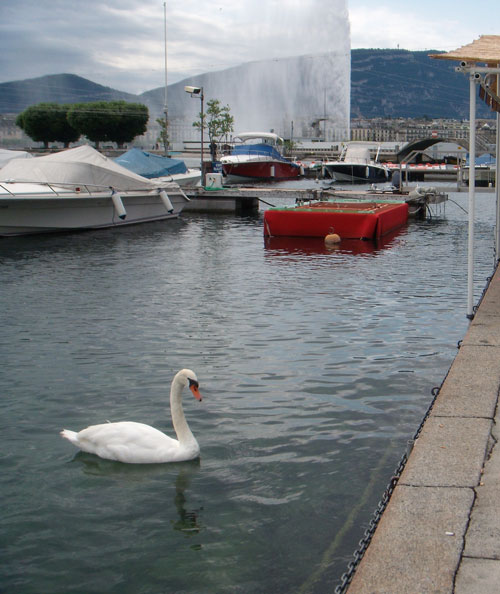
[[163, 1, 169, 156]]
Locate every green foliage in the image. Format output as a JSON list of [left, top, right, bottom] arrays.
[[156, 117, 169, 153], [193, 99, 234, 161], [15, 100, 149, 149], [283, 139, 296, 157], [15, 103, 80, 148], [67, 101, 149, 148]]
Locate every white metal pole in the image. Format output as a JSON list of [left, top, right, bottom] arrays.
[[200, 89, 204, 186], [163, 1, 168, 156], [467, 74, 477, 318], [495, 71, 500, 263]]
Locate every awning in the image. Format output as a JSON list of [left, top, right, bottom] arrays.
[[430, 35, 500, 114]]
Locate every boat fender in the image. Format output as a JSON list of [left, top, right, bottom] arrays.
[[159, 190, 174, 214], [111, 190, 127, 220], [270, 166, 275, 178]]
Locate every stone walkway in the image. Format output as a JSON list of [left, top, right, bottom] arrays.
[[347, 263, 500, 593]]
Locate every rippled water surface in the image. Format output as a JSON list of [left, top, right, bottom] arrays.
[[1, 184, 497, 593]]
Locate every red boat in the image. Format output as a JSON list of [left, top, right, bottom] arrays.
[[263, 200, 409, 240], [221, 132, 302, 183]]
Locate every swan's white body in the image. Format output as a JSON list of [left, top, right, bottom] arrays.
[[60, 369, 202, 464]]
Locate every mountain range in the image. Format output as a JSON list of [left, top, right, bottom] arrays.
[[0, 49, 492, 121]]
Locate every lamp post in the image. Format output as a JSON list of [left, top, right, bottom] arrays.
[[184, 86, 204, 185]]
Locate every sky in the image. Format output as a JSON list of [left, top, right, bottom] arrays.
[[0, 0, 498, 95]]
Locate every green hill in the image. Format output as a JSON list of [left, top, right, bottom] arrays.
[[350, 49, 488, 119], [0, 73, 137, 113], [0, 50, 491, 119]]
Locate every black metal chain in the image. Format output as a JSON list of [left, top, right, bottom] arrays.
[[334, 264, 500, 592], [334, 382, 443, 593]]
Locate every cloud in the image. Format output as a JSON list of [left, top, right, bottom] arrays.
[[348, 2, 498, 52], [0, 0, 350, 93], [1, 0, 497, 95]]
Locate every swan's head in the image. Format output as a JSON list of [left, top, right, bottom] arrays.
[[176, 369, 202, 401]]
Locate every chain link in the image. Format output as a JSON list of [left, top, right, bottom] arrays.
[[334, 383, 442, 593], [333, 266, 497, 592]]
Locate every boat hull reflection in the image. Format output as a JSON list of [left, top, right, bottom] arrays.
[[264, 226, 406, 256]]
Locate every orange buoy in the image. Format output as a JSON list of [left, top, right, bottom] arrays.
[[324, 233, 341, 245]]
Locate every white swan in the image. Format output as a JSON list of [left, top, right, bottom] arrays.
[[60, 369, 202, 463]]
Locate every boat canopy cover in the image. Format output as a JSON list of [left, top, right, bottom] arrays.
[[234, 132, 283, 144], [231, 143, 299, 166], [115, 148, 188, 178], [343, 144, 373, 163], [0, 145, 160, 191], [465, 153, 496, 166], [0, 149, 33, 168]]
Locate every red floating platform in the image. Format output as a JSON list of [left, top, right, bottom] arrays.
[[263, 201, 409, 240]]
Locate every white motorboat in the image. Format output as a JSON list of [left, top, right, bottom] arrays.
[[0, 145, 190, 237], [0, 149, 33, 168], [220, 132, 302, 183], [322, 143, 391, 184]]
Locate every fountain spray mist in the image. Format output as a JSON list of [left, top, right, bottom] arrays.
[[176, 0, 351, 140]]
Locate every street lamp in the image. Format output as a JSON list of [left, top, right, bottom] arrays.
[[184, 85, 204, 185]]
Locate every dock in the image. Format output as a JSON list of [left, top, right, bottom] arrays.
[[183, 186, 448, 217], [342, 263, 500, 593]]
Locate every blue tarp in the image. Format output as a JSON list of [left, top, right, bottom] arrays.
[[115, 148, 188, 178], [231, 143, 298, 166], [465, 153, 496, 166]]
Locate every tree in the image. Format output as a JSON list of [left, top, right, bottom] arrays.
[[156, 116, 169, 154], [193, 99, 234, 162], [67, 101, 149, 148], [15, 103, 80, 148], [283, 139, 296, 157]]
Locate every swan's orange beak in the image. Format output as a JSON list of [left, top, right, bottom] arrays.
[[190, 383, 202, 401]]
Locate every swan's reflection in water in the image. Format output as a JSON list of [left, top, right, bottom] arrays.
[[171, 465, 203, 537], [72, 453, 202, 538]]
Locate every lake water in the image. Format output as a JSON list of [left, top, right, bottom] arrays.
[[0, 183, 497, 593]]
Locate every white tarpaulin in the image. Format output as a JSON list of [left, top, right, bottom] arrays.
[[0, 145, 160, 191], [0, 149, 33, 168]]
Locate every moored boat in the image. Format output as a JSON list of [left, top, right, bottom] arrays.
[[115, 148, 200, 187], [322, 143, 391, 183], [263, 199, 409, 240], [221, 132, 302, 183], [0, 145, 189, 237]]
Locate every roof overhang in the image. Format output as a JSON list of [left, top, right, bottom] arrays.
[[430, 35, 500, 114]]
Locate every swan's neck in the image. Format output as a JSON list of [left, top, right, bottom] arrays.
[[170, 381, 197, 446]]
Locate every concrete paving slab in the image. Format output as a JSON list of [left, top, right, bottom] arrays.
[[481, 437, 500, 486], [431, 345, 500, 418], [470, 275, 500, 318], [463, 484, 500, 559], [344, 264, 500, 593], [462, 322, 500, 346], [399, 417, 491, 488], [455, 558, 500, 594], [347, 485, 474, 593], [461, 434, 500, 560]]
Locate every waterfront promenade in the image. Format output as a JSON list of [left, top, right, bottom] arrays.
[[347, 261, 500, 593]]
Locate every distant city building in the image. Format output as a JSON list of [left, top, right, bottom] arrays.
[[0, 114, 27, 147], [0, 114, 496, 158]]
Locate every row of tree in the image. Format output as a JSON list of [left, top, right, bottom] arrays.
[[16, 98, 236, 161], [16, 101, 149, 149]]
